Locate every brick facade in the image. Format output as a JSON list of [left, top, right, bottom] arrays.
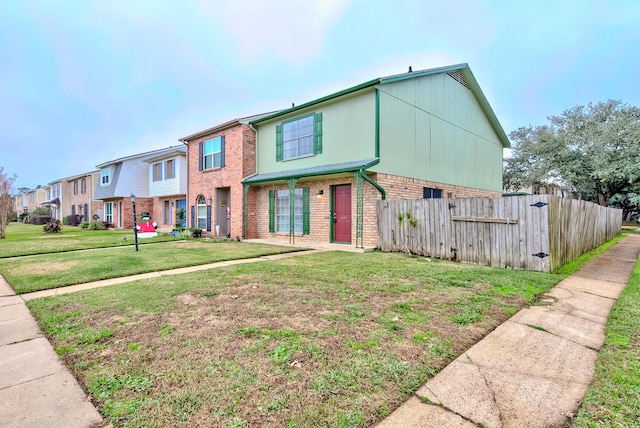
[[249, 172, 501, 248], [186, 123, 256, 239]]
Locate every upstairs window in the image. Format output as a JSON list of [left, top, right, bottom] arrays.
[[101, 168, 111, 185], [81, 178, 86, 194], [423, 187, 442, 199], [152, 162, 163, 181], [276, 113, 322, 161], [73, 181, 78, 195], [199, 136, 225, 170], [165, 159, 175, 179]]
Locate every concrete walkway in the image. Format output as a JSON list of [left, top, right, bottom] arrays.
[[1, 236, 639, 427], [377, 233, 640, 428]]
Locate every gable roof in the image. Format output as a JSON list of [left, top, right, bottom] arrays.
[[250, 63, 510, 148], [95, 146, 185, 169], [178, 111, 282, 143]]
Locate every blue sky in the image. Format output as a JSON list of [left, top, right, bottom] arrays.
[[2, 0, 639, 191]]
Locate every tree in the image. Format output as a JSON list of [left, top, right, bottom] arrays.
[[504, 100, 640, 214], [0, 167, 17, 239]]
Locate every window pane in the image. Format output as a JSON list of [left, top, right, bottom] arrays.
[[204, 140, 213, 155], [166, 160, 175, 179], [212, 136, 221, 153], [213, 153, 222, 168], [204, 154, 212, 169], [153, 163, 162, 181]]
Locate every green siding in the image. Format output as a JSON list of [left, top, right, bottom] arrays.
[[255, 90, 376, 174], [374, 73, 504, 192]]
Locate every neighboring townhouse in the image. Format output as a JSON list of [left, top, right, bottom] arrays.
[[143, 148, 188, 230], [178, 113, 273, 238], [242, 63, 510, 248], [41, 181, 62, 221], [66, 171, 102, 224], [512, 182, 576, 199], [93, 146, 187, 229], [14, 186, 47, 215]]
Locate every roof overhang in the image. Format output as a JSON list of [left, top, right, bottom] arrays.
[[243, 158, 379, 185], [41, 197, 60, 206]]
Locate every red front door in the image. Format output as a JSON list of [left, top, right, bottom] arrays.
[[333, 184, 351, 243]]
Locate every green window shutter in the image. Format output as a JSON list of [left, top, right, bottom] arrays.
[[302, 187, 310, 235], [268, 190, 275, 233], [275, 124, 283, 161], [313, 112, 323, 154]]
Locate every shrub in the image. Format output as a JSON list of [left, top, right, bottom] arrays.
[[43, 219, 63, 233], [90, 221, 107, 230], [189, 228, 203, 238], [80, 221, 90, 229]]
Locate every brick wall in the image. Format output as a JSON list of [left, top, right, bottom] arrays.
[[248, 172, 501, 248], [186, 123, 255, 239], [376, 173, 501, 200]]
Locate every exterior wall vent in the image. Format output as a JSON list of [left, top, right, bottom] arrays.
[[446, 70, 470, 90]]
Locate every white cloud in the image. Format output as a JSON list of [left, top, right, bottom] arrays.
[[199, 0, 351, 67]]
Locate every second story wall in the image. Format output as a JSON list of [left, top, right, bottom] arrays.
[[374, 72, 505, 192], [255, 90, 377, 174], [148, 154, 187, 197]]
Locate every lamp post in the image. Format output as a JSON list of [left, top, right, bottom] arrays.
[[130, 193, 139, 251]]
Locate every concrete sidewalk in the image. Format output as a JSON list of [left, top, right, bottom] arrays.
[[0, 276, 104, 428], [377, 233, 640, 428]]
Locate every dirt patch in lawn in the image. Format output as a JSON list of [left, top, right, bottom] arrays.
[[36, 254, 556, 427], [9, 260, 79, 276]]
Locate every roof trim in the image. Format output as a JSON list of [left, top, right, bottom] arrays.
[[249, 63, 510, 148], [179, 111, 282, 142], [96, 146, 184, 169], [243, 158, 379, 184], [250, 79, 380, 125]]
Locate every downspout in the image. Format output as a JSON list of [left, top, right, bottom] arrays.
[[246, 123, 260, 240], [180, 139, 189, 228]]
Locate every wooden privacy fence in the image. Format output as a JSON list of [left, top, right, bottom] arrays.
[[377, 195, 622, 272]]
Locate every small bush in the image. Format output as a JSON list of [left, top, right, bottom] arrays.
[[43, 220, 63, 233], [189, 228, 203, 238], [80, 221, 90, 229], [89, 221, 107, 230]]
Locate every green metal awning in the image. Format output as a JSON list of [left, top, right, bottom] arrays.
[[242, 158, 379, 184]]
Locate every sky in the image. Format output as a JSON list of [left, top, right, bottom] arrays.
[[1, 0, 639, 191]]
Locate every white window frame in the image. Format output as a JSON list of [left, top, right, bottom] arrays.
[[203, 137, 223, 169], [101, 168, 111, 185], [276, 189, 303, 233], [196, 195, 207, 230], [105, 202, 113, 224], [283, 115, 314, 160]]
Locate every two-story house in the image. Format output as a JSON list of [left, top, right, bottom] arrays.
[[242, 63, 510, 248], [93, 146, 187, 229], [179, 113, 274, 238], [14, 186, 47, 217], [41, 181, 62, 221], [66, 171, 102, 224]]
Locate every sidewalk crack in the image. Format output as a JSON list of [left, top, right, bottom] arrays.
[[466, 352, 504, 427]]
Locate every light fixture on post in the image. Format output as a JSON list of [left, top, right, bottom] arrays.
[[316, 189, 324, 199], [130, 193, 139, 251]]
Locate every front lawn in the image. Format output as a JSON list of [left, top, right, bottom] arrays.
[[0, 222, 181, 257], [1, 240, 306, 294], [27, 251, 562, 427]]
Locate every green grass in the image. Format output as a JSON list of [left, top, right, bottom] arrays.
[[0, 222, 181, 257], [0, 240, 305, 294], [553, 234, 626, 277], [572, 255, 640, 427], [25, 251, 563, 427]]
